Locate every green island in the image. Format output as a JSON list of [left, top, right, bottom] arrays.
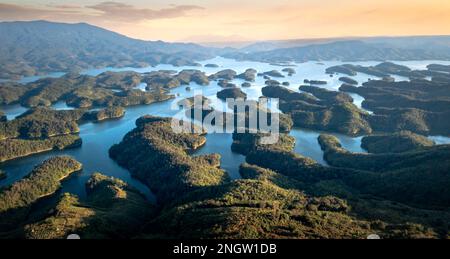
[[0, 156, 82, 232], [236, 68, 257, 82], [264, 85, 371, 136], [0, 70, 203, 109], [0, 135, 81, 162], [361, 131, 435, 153], [208, 69, 237, 81], [23, 173, 153, 239], [0, 105, 130, 162], [109, 116, 229, 202]]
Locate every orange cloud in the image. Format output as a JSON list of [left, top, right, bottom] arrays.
[[0, 0, 449, 42], [86, 2, 204, 22]]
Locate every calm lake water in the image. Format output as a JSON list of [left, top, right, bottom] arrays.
[[1, 57, 450, 201]]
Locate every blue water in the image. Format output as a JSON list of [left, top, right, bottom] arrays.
[[1, 57, 449, 202]]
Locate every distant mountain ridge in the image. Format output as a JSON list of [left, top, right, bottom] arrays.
[[225, 38, 450, 62], [238, 35, 450, 53], [0, 20, 216, 80], [2, 20, 450, 79]]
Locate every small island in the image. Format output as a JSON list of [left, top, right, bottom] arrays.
[[261, 70, 285, 78], [304, 79, 327, 85], [208, 69, 237, 81], [339, 77, 358, 85], [83, 106, 125, 122], [361, 131, 435, 153], [204, 64, 219, 68], [217, 88, 247, 100], [236, 68, 257, 82]]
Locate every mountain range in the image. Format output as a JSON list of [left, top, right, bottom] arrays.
[[0, 20, 216, 79], [1, 20, 450, 79]]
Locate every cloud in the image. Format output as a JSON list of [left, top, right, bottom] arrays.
[[0, 2, 204, 23], [86, 2, 204, 22], [0, 3, 79, 20]]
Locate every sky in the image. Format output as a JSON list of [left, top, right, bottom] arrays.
[[1, 0, 450, 42]]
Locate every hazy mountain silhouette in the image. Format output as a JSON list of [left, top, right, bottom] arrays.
[[0, 20, 215, 79]]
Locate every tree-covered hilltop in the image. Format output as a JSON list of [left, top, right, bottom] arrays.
[[327, 62, 450, 80], [0, 135, 81, 162], [263, 85, 372, 136], [361, 131, 435, 153], [82, 106, 125, 122], [317, 134, 450, 208], [231, 132, 295, 155], [264, 74, 450, 137], [144, 179, 375, 239], [0, 156, 82, 213], [109, 116, 228, 202], [236, 68, 257, 82], [225, 40, 450, 63], [217, 88, 247, 100], [0, 21, 215, 80], [0, 156, 82, 232], [0, 106, 129, 162], [0, 71, 177, 109], [0, 107, 85, 139], [340, 79, 450, 113], [23, 173, 153, 239]]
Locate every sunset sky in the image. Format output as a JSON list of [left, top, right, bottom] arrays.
[[1, 0, 449, 42]]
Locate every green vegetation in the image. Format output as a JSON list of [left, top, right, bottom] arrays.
[[0, 156, 82, 213], [0, 71, 179, 109], [143, 69, 209, 89], [339, 77, 358, 85], [282, 68, 295, 76], [318, 134, 450, 209], [340, 79, 450, 113], [0, 21, 213, 80], [0, 135, 81, 162], [262, 85, 371, 136], [327, 62, 431, 79], [260, 70, 284, 78], [291, 102, 372, 136], [236, 69, 257, 82], [109, 116, 228, 202], [231, 133, 295, 155], [23, 173, 153, 239], [0, 82, 28, 105], [209, 69, 237, 81], [304, 79, 327, 85], [361, 131, 435, 153], [217, 88, 247, 100], [0, 111, 6, 122], [0, 156, 82, 232], [299, 85, 353, 104], [83, 106, 125, 122], [145, 179, 373, 239], [0, 107, 84, 139]]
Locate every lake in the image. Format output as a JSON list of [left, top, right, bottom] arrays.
[[1, 57, 450, 201]]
